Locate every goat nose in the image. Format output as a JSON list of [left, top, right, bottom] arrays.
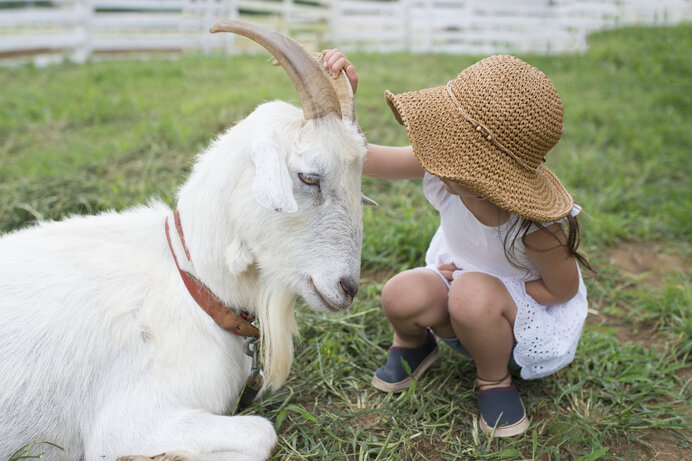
[[339, 278, 359, 300]]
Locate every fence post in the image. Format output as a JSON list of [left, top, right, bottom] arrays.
[[402, 0, 411, 51], [72, 0, 92, 63], [224, 0, 239, 55], [202, 0, 212, 54], [422, 0, 433, 52], [282, 0, 294, 34]]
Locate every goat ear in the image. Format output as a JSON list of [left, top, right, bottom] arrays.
[[250, 137, 298, 213]]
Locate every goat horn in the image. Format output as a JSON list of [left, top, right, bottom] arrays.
[[210, 20, 343, 121], [362, 194, 378, 207]]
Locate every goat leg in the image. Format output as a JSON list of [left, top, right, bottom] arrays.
[[103, 413, 277, 461], [117, 452, 191, 461]]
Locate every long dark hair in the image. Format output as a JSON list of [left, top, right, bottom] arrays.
[[503, 213, 596, 277]]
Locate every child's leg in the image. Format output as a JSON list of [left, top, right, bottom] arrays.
[[447, 272, 518, 389], [448, 272, 529, 437], [372, 269, 450, 392], [381, 269, 452, 348]]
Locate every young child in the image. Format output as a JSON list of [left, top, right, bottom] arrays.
[[322, 50, 593, 437]]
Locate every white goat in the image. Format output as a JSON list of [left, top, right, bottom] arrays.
[[0, 21, 367, 461]]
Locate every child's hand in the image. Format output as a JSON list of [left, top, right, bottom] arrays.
[[321, 49, 358, 94], [438, 263, 460, 282]]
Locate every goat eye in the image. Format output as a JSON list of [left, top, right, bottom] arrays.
[[298, 173, 320, 186]]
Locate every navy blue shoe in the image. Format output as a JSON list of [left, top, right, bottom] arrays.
[[436, 335, 471, 357], [437, 335, 521, 371], [476, 380, 529, 437], [372, 328, 440, 392]]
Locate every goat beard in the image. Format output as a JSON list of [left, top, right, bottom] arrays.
[[256, 278, 299, 388]]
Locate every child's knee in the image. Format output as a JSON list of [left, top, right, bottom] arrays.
[[381, 270, 444, 317], [448, 273, 508, 324], [381, 274, 417, 316]]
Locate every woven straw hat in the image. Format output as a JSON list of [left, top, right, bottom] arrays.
[[385, 54, 573, 222]]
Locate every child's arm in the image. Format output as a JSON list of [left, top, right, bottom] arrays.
[[524, 223, 580, 306], [363, 144, 424, 179], [322, 49, 424, 180]]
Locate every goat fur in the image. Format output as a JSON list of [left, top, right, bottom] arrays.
[[0, 101, 367, 460]]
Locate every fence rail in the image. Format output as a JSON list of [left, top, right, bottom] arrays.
[[1, 0, 690, 62]]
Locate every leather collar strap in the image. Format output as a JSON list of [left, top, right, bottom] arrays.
[[165, 210, 260, 338]]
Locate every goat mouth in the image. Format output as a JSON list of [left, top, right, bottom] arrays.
[[307, 277, 341, 312]]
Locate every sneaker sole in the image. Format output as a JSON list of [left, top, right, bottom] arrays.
[[478, 406, 529, 438], [371, 346, 441, 393]]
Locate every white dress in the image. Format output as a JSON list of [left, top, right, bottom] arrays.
[[421, 173, 588, 380]]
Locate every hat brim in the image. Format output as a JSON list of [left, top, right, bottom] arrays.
[[385, 86, 574, 222]]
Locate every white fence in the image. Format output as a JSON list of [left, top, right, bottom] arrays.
[[0, 0, 321, 61], [333, 0, 692, 54], [1, 0, 690, 62]]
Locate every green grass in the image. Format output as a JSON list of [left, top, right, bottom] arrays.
[[8, 441, 63, 460], [1, 25, 690, 460]]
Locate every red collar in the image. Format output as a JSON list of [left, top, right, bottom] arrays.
[[165, 210, 260, 338]]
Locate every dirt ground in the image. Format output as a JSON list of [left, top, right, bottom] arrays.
[[604, 241, 690, 345], [609, 241, 689, 290], [604, 242, 691, 460]]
